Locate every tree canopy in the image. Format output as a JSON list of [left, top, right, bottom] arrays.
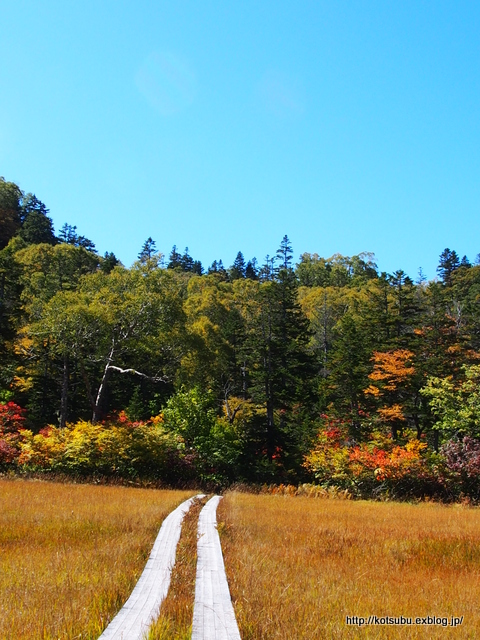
[[2, 176, 480, 486]]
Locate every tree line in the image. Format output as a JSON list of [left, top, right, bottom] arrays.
[[2, 176, 480, 491]]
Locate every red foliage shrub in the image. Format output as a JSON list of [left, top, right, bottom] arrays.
[[0, 402, 26, 434], [0, 402, 27, 465]]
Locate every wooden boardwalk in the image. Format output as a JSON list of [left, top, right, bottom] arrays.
[[191, 496, 242, 640], [98, 494, 204, 640]]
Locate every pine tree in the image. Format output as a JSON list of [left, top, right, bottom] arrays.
[[58, 224, 96, 252], [138, 237, 157, 262], [245, 259, 258, 280], [0, 178, 22, 249], [180, 247, 194, 272], [19, 194, 49, 224], [18, 194, 56, 245], [389, 270, 419, 345], [58, 223, 77, 244], [229, 252, 246, 280], [167, 245, 182, 269], [259, 255, 276, 281], [241, 237, 315, 470], [208, 259, 218, 274], [192, 260, 203, 275], [437, 248, 460, 285], [20, 212, 56, 245], [329, 312, 372, 435], [101, 252, 120, 274]]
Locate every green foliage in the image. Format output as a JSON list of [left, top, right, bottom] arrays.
[[162, 387, 243, 483], [5, 174, 480, 493], [0, 178, 22, 249], [421, 365, 480, 440], [127, 387, 147, 422], [19, 212, 56, 245]]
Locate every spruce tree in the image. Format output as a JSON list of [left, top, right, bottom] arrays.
[[241, 237, 315, 472], [167, 245, 182, 269], [229, 252, 246, 280], [180, 247, 194, 272], [138, 237, 157, 262], [245, 259, 258, 280], [437, 248, 460, 285]]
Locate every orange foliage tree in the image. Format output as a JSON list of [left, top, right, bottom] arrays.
[[364, 349, 416, 439]]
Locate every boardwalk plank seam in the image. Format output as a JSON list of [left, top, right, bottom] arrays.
[[98, 494, 204, 640], [192, 495, 242, 640]]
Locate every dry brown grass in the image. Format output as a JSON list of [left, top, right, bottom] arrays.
[[0, 478, 194, 640], [147, 495, 207, 640], [219, 493, 480, 639]]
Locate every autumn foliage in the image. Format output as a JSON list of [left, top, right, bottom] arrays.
[[0, 402, 26, 465], [303, 415, 442, 498]]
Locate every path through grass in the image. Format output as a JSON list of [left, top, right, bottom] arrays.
[[0, 479, 193, 640], [147, 495, 207, 640]]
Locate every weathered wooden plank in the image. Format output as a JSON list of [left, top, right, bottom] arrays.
[[192, 496, 241, 640], [98, 494, 204, 640]]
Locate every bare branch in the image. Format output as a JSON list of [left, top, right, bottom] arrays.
[[107, 365, 168, 383]]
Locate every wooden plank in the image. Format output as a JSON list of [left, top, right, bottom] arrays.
[[192, 496, 241, 640], [98, 494, 204, 640]]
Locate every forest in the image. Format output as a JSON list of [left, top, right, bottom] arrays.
[[2, 175, 480, 498]]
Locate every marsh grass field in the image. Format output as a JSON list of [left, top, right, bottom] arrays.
[[2, 480, 480, 639], [219, 493, 480, 639], [0, 479, 193, 640]]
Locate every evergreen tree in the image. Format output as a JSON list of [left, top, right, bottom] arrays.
[[329, 312, 372, 435], [20, 212, 56, 245], [0, 178, 22, 249], [58, 224, 96, 252], [138, 237, 157, 262], [127, 386, 147, 421], [207, 259, 228, 279], [101, 252, 120, 274], [366, 272, 394, 347], [276, 235, 294, 271], [259, 255, 276, 281], [168, 245, 182, 269], [229, 252, 246, 280], [19, 194, 49, 224], [437, 248, 460, 285], [245, 258, 258, 280], [180, 247, 194, 272], [416, 267, 427, 285], [192, 260, 203, 275], [208, 259, 219, 273], [389, 270, 419, 345], [58, 223, 77, 244], [241, 237, 315, 471]]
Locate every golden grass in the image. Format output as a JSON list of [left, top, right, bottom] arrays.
[[219, 493, 480, 639], [147, 495, 207, 640], [0, 479, 194, 640]]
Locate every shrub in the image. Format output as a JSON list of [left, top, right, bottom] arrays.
[[162, 388, 244, 484], [440, 436, 480, 500], [18, 415, 189, 481], [0, 402, 26, 466], [304, 415, 442, 499]]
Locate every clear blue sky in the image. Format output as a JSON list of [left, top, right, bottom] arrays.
[[1, 1, 479, 279]]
